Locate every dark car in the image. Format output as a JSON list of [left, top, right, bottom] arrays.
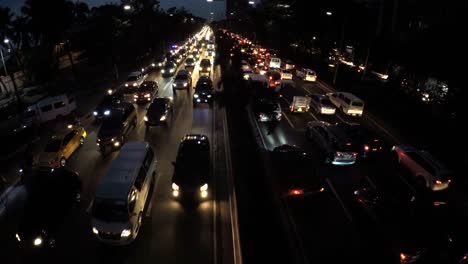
[[96, 102, 137, 152], [253, 97, 282, 122], [184, 58, 196, 69], [145, 97, 173, 127], [15, 168, 81, 250], [335, 123, 385, 158], [199, 59, 212, 74], [171, 134, 210, 201], [352, 184, 468, 264], [134, 81, 158, 104], [266, 70, 282, 88], [93, 92, 123, 119], [162, 62, 177, 77], [193, 76, 214, 107], [272, 145, 324, 197]]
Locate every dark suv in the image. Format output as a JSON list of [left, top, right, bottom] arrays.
[[97, 102, 137, 152], [193, 76, 214, 107], [134, 81, 158, 104]]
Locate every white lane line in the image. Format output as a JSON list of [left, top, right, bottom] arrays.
[[335, 113, 347, 123], [325, 178, 353, 222], [221, 106, 243, 264], [160, 79, 174, 97], [282, 112, 295, 129], [308, 111, 319, 122], [363, 114, 400, 144], [302, 85, 312, 95], [282, 199, 310, 264]]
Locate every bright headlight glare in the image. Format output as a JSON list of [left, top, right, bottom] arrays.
[[172, 183, 179, 190], [194, 94, 199, 98], [144, 116, 148, 121], [170, 69, 175, 73], [104, 110, 110, 116], [172, 83, 176, 87], [144, 93, 150, 97], [33, 237, 42, 246], [133, 83, 137, 87], [134, 94, 138, 98], [92, 227, 98, 235], [93, 111, 98, 116], [121, 229, 131, 238], [183, 83, 188, 87], [160, 115, 166, 121], [161, 69, 165, 73], [207, 95, 212, 98], [158, 63, 162, 66], [15, 233, 21, 241], [151, 63, 156, 67], [200, 183, 208, 191]]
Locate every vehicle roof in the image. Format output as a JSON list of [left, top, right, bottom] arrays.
[[177, 70, 189, 75], [337, 92, 363, 102], [34, 94, 70, 107], [396, 145, 450, 173], [95, 142, 149, 200], [128, 71, 142, 77]]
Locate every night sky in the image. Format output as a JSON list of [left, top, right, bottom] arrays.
[[0, 0, 226, 20]]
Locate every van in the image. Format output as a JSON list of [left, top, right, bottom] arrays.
[[328, 92, 364, 116], [296, 68, 317, 82], [269, 57, 281, 69], [91, 142, 156, 245], [24, 94, 76, 124]]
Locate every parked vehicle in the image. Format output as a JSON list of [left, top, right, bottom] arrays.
[[23, 94, 77, 125]]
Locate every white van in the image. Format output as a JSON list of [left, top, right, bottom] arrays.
[[269, 57, 281, 69], [91, 142, 155, 245], [328, 92, 364, 116], [24, 94, 77, 124]]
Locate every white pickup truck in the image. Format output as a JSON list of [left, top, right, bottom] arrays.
[[290, 96, 311, 113]]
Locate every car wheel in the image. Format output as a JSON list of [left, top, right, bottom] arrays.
[[60, 157, 66, 167], [79, 137, 84, 145]]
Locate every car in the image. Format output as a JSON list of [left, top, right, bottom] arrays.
[[144, 97, 173, 127], [38, 124, 87, 169], [392, 145, 452, 191], [184, 57, 195, 68], [266, 70, 282, 88], [199, 59, 212, 74], [15, 168, 81, 250], [171, 135, 210, 201], [124, 71, 147, 90], [296, 68, 317, 82], [150, 55, 166, 68], [280, 69, 293, 80], [306, 121, 358, 165], [206, 50, 215, 59], [272, 145, 324, 197], [93, 92, 124, 119], [193, 76, 214, 106], [172, 53, 183, 64], [242, 69, 254, 80], [253, 97, 282, 122], [172, 70, 192, 92], [134, 81, 158, 104], [96, 103, 137, 152], [335, 123, 384, 158], [284, 60, 295, 70], [352, 184, 467, 264], [161, 62, 177, 77], [328, 92, 364, 116], [309, 94, 336, 115]]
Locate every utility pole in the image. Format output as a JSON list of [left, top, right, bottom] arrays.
[[333, 17, 346, 85]]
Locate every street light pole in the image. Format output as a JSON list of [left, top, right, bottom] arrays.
[[0, 47, 8, 77]]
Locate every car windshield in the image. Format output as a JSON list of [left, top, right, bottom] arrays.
[[186, 58, 194, 63], [201, 60, 210, 66], [320, 98, 334, 106], [148, 100, 165, 113], [138, 84, 153, 92], [126, 76, 137, 82], [261, 102, 279, 112], [92, 199, 128, 222], [101, 116, 122, 130], [174, 143, 209, 184], [175, 74, 188, 80], [352, 102, 364, 107], [44, 139, 62, 152]]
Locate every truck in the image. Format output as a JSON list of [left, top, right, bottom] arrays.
[[290, 96, 311, 113], [269, 57, 281, 69]]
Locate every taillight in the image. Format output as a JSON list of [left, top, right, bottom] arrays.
[[288, 189, 304, 196], [319, 187, 325, 192], [400, 253, 407, 261], [364, 145, 370, 151], [335, 152, 342, 157], [435, 180, 443, 185], [353, 153, 358, 157]]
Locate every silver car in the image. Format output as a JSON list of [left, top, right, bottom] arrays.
[[310, 94, 336, 115], [172, 70, 192, 92]]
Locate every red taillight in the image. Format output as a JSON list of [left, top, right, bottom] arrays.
[[319, 187, 325, 192], [435, 180, 442, 185], [364, 145, 370, 151], [346, 142, 352, 146], [335, 152, 342, 157], [257, 59, 261, 62], [289, 189, 304, 196], [353, 153, 358, 157]]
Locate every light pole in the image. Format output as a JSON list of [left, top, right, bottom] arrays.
[[0, 47, 8, 77]]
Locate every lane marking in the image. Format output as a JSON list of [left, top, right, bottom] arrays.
[[325, 177, 353, 222], [282, 111, 295, 129], [282, 199, 311, 264], [335, 113, 347, 123], [308, 111, 319, 122], [364, 176, 377, 190]]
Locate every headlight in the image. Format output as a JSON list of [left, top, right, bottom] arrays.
[[92, 227, 99, 235], [207, 95, 212, 98], [200, 183, 208, 192], [134, 94, 138, 98], [144, 116, 148, 122], [194, 94, 199, 98], [158, 63, 162, 66], [121, 229, 131, 238], [144, 93, 151, 97], [151, 63, 156, 67], [93, 111, 98, 116], [161, 69, 165, 73], [104, 110, 110, 116], [33, 237, 43, 246], [160, 115, 166, 121], [114, 141, 120, 147], [133, 83, 138, 87], [183, 82, 188, 87], [170, 68, 175, 73], [15, 233, 21, 242], [172, 183, 179, 190], [125, 83, 129, 87], [172, 83, 177, 87]]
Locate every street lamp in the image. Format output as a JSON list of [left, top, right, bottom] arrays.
[[326, 11, 332, 16], [248, 1, 255, 5], [123, 5, 131, 11]]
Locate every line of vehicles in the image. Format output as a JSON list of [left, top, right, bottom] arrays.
[[223, 29, 465, 264], [11, 26, 217, 250]]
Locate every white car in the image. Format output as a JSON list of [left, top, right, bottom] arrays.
[[280, 69, 293, 80], [392, 145, 451, 191], [124, 71, 147, 88], [310, 94, 336, 115], [296, 68, 317, 82]]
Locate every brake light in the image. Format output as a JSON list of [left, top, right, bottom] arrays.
[[335, 152, 342, 157], [346, 142, 352, 146], [353, 153, 358, 157], [400, 253, 407, 261], [364, 145, 370, 151], [319, 187, 325, 192], [435, 180, 442, 185], [289, 189, 304, 196]]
